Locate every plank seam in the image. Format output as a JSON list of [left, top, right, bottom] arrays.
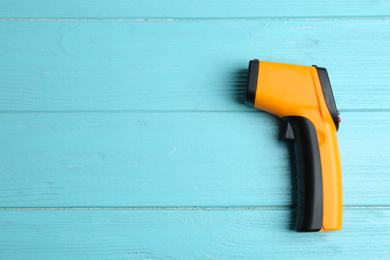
[[0, 206, 388, 210], [0, 109, 388, 114], [0, 17, 390, 22]]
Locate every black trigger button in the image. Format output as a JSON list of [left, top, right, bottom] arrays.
[[283, 121, 295, 142]]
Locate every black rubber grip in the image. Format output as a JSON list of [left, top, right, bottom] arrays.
[[283, 116, 323, 232], [313, 66, 339, 131], [245, 59, 259, 107]]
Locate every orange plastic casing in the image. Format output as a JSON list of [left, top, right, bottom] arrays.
[[253, 61, 342, 231]]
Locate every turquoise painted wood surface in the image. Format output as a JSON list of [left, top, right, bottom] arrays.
[[1, 209, 390, 259], [1, 1, 390, 259], [1, 20, 390, 111], [0, 112, 389, 207], [1, 0, 390, 19]]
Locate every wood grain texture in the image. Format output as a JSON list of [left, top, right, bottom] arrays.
[[1, 20, 390, 111], [1, 1, 390, 258], [1, 209, 389, 259], [0, 111, 388, 207], [0, 0, 390, 19]]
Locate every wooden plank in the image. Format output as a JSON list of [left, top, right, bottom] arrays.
[[0, 111, 388, 207], [0, 208, 389, 259], [1, 20, 390, 111], [0, 0, 389, 19]]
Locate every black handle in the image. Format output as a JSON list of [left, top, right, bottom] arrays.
[[283, 116, 323, 232]]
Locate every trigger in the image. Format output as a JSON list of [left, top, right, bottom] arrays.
[[283, 121, 295, 142]]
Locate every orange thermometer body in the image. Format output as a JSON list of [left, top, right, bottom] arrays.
[[245, 60, 342, 232]]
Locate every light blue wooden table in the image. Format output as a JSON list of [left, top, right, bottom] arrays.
[[1, 1, 390, 259]]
